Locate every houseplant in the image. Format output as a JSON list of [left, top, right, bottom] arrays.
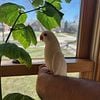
[[0, 0, 71, 99]]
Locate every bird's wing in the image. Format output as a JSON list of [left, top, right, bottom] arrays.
[[52, 51, 67, 76]]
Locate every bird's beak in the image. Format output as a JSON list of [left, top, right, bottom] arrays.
[[40, 35, 43, 41]]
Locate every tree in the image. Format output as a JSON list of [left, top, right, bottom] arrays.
[[63, 20, 69, 32]]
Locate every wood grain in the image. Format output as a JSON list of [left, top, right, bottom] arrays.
[[77, 0, 97, 59], [0, 59, 94, 77]]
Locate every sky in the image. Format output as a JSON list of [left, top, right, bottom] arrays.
[[0, 0, 81, 23]]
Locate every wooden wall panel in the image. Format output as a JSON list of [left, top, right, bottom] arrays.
[[96, 46, 100, 81], [90, 0, 100, 81]]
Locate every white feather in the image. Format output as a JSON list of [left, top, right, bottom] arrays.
[[52, 50, 67, 76], [40, 31, 67, 76]]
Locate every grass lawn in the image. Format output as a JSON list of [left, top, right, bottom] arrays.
[[2, 75, 41, 100]]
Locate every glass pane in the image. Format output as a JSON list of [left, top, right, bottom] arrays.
[[0, 0, 81, 59], [67, 72, 79, 78], [1, 75, 40, 100]]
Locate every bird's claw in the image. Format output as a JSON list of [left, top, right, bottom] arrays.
[[47, 70, 54, 74]]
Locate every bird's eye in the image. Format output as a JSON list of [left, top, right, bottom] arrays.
[[44, 33, 47, 36]]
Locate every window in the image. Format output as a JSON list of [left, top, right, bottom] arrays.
[[1, 75, 40, 100], [0, 0, 81, 59], [1, 0, 97, 99], [0, 0, 96, 77]]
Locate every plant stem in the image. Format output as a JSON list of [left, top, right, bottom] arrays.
[[5, 6, 44, 43], [22, 6, 44, 14], [5, 13, 21, 43]]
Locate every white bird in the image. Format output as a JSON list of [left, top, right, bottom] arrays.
[[40, 31, 67, 76]]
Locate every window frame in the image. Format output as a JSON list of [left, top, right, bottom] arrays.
[[77, 0, 98, 79], [0, 0, 98, 79], [77, 0, 97, 59], [90, 0, 100, 81], [0, 59, 93, 77]]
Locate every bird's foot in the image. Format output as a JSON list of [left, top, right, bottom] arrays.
[[47, 70, 54, 74]]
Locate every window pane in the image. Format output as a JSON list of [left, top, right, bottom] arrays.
[[1, 76, 40, 100], [67, 72, 79, 78], [0, 0, 81, 59]]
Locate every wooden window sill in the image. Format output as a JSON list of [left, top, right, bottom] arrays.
[[0, 59, 94, 77]]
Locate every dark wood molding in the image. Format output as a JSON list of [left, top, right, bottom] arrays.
[[77, 0, 97, 59], [95, 37, 100, 81]]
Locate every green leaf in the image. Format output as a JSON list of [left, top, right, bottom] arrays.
[[37, 11, 58, 30], [12, 25, 31, 48], [44, 2, 63, 23], [17, 13, 27, 24], [47, 0, 62, 10], [0, 43, 32, 67], [52, 1, 62, 10], [18, 47, 32, 67], [65, 0, 71, 3], [26, 25, 37, 45], [0, 3, 27, 26], [37, 2, 63, 30], [3, 93, 34, 100], [14, 23, 25, 29], [32, 0, 43, 7], [53, 8, 63, 26], [43, 2, 56, 17], [12, 24, 37, 48]]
